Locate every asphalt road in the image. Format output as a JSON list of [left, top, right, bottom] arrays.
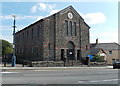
[[1, 68, 119, 85]]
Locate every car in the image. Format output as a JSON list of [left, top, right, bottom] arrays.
[[113, 61, 120, 69]]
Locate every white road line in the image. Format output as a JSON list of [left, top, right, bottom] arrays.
[[89, 80, 100, 83], [0, 72, 19, 74], [102, 79, 119, 82], [77, 81, 85, 83], [78, 79, 119, 84]]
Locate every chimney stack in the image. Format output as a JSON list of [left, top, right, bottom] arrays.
[[96, 38, 98, 44]]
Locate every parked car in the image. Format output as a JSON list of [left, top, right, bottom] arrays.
[[113, 61, 120, 69]]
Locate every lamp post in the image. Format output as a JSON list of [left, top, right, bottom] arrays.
[[12, 15, 16, 67]]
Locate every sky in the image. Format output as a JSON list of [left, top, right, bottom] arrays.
[[0, 1, 119, 44]]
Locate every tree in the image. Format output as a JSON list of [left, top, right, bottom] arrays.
[[91, 55, 105, 62], [1, 39, 13, 57]]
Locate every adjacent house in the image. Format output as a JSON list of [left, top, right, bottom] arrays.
[[90, 48, 106, 61], [90, 39, 120, 65]]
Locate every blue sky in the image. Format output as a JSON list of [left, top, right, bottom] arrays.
[[0, 1, 118, 44]]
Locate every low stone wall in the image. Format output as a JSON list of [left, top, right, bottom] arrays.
[[30, 60, 82, 67], [90, 62, 107, 67], [19, 59, 107, 67]]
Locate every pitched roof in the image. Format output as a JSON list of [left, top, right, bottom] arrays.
[[90, 43, 120, 50], [90, 48, 100, 55], [16, 5, 90, 34]]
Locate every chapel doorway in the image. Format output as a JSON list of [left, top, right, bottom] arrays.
[[67, 41, 75, 60]]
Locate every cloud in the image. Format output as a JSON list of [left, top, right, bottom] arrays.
[[0, 15, 39, 20], [31, 5, 38, 13], [17, 15, 37, 20], [90, 29, 118, 43], [84, 12, 106, 24], [0, 35, 13, 43], [99, 32, 118, 37], [38, 3, 56, 11], [31, 3, 56, 13], [0, 15, 12, 20], [38, 3, 47, 11]]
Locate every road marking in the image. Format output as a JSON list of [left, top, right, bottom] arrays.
[[0, 72, 19, 74], [89, 80, 100, 83], [78, 79, 119, 84]]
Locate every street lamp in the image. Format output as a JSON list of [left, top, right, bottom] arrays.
[[12, 14, 16, 67]]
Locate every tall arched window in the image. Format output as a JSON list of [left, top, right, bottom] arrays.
[[48, 43, 51, 50], [69, 21, 72, 35], [22, 32, 24, 41], [32, 28, 33, 39], [27, 30, 29, 40], [37, 25, 40, 38], [65, 20, 68, 35], [73, 22, 77, 36]]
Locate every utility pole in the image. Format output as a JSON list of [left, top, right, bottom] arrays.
[[12, 15, 16, 67]]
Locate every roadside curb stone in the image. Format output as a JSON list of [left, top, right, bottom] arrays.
[[1, 66, 113, 71]]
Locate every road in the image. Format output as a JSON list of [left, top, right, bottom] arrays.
[[1, 68, 119, 85]]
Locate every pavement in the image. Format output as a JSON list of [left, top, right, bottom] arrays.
[[0, 63, 114, 71], [0, 65, 113, 71]]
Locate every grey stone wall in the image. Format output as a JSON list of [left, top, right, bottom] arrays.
[[15, 20, 44, 61]]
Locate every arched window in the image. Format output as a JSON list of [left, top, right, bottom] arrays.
[[73, 22, 77, 36], [48, 43, 51, 50], [86, 45, 88, 50], [65, 20, 68, 35], [67, 41, 75, 49], [32, 28, 34, 39], [27, 30, 29, 40], [69, 21, 72, 35], [37, 25, 40, 38], [22, 32, 24, 41]]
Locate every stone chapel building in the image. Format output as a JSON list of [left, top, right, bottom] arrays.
[[15, 6, 90, 63]]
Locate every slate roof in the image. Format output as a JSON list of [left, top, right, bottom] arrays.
[[90, 48, 101, 55], [90, 43, 120, 50], [16, 5, 90, 34]]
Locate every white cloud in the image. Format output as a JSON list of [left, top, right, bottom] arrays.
[[49, 10, 60, 15], [0, 35, 13, 43], [0, 26, 11, 28], [38, 3, 47, 11], [31, 3, 56, 13], [31, 5, 38, 13], [90, 29, 118, 43], [83, 12, 106, 24], [0, 28, 11, 31], [99, 32, 118, 37], [38, 3, 56, 11], [0, 15, 38, 20], [0, 15, 12, 20], [17, 15, 37, 20]]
